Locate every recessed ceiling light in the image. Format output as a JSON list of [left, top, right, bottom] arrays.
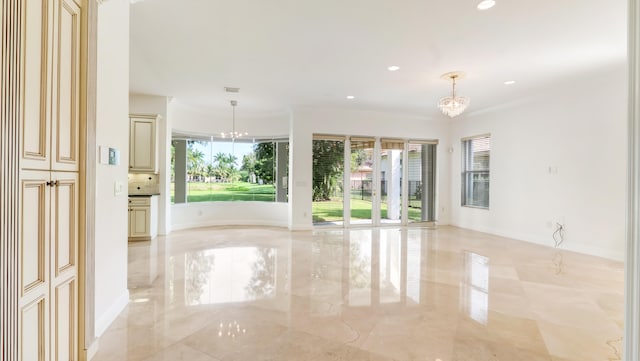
[[504, 80, 516, 85], [346, 95, 355, 100], [387, 65, 400, 72], [477, 0, 496, 10]]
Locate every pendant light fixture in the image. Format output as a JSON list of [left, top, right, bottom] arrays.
[[437, 72, 470, 118], [220, 100, 248, 140]]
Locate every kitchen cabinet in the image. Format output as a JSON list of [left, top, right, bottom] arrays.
[[128, 196, 158, 241], [129, 114, 158, 173], [18, 1, 81, 360]]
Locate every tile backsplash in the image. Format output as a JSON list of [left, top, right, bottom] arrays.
[[128, 173, 160, 194]]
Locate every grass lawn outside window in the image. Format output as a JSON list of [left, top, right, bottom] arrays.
[[312, 198, 422, 223], [171, 181, 276, 203]]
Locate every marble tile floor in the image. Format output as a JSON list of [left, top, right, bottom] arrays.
[[92, 226, 624, 361]]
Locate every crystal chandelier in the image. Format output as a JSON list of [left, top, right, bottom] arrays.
[[220, 100, 248, 139], [438, 72, 470, 118]]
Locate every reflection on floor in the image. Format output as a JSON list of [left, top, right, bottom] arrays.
[[93, 226, 624, 361]]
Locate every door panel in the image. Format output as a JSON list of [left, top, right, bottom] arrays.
[[52, 279, 76, 361], [52, 173, 77, 276], [311, 138, 345, 225], [21, 297, 48, 361], [21, 174, 50, 295], [379, 139, 404, 224], [407, 143, 437, 223], [52, 0, 80, 171], [50, 173, 78, 361], [349, 139, 375, 225], [21, 0, 52, 170]]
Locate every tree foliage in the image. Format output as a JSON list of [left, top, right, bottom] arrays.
[[312, 140, 344, 201], [177, 139, 284, 186], [254, 142, 275, 184], [214, 152, 239, 183], [187, 141, 206, 181]]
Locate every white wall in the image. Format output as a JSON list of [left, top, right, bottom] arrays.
[[94, 0, 130, 337], [129, 94, 171, 235], [172, 202, 289, 230], [168, 100, 291, 229], [289, 108, 452, 230], [450, 63, 627, 260]]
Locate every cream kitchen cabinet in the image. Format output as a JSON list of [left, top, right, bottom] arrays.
[[128, 196, 158, 241], [129, 114, 158, 173], [18, 0, 81, 360]]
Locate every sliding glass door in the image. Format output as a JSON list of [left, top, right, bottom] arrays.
[[312, 137, 345, 225], [380, 139, 404, 225], [349, 138, 375, 225], [407, 142, 437, 223], [313, 135, 437, 227]]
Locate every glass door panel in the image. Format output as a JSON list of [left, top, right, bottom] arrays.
[[407, 142, 437, 223], [350, 138, 375, 225], [379, 139, 404, 224], [312, 138, 345, 225]]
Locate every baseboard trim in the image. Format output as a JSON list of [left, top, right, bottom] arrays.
[[95, 289, 129, 337], [84, 339, 100, 361], [448, 223, 624, 261], [172, 220, 290, 231]]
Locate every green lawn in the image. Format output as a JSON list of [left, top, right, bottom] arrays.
[[171, 182, 276, 202], [171, 182, 423, 222], [312, 198, 423, 223]]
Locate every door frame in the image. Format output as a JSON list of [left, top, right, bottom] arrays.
[[79, 0, 98, 359], [625, 0, 640, 359]]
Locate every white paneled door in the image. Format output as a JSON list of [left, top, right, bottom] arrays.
[[19, 0, 81, 360]]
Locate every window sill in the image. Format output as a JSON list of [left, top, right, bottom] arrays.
[[461, 205, 490, 210]]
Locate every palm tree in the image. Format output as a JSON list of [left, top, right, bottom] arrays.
[[205, 164, 216, 182], [214, 152, 238, 182], [188, 148, 205, 181]]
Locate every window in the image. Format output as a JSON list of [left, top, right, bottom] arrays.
[[462, 135, 490, 208], [171, 135, 289, 204]]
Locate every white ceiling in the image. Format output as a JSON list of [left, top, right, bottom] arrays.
[[129, 0, 627, 118]]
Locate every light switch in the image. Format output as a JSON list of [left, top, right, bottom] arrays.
[[114, 181, 123, 196], [99, 146, 110, 165]]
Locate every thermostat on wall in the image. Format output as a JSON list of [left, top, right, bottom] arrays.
[[109, 148, 119, 165], [99, 146, 120, 165]]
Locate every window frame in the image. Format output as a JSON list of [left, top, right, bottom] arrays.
[[461, 134, 491, 209], [170, 134, 289, 204]]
